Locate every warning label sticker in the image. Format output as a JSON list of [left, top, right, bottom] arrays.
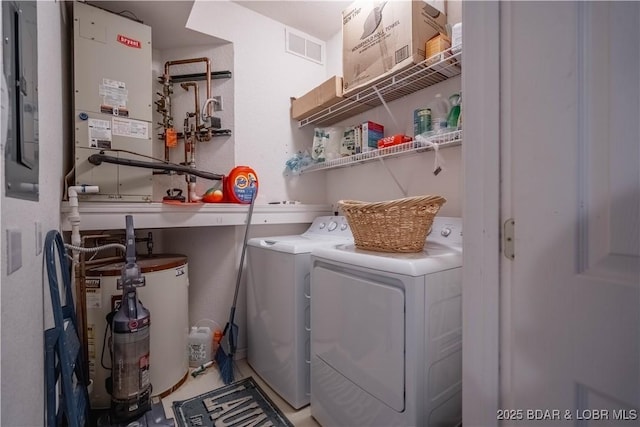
[[88, 118, 112, 149], [112, 117, 149, 140], [99, 78, 128, 112]]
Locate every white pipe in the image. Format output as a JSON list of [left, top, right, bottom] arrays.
[[67, 185, 99, 248], [188, 182, 203, 202], [67, 186, 100, 299]]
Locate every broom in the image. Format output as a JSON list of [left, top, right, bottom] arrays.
[[215, 193, 256, 384]]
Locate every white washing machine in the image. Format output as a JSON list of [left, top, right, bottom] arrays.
[[310, 217, 462, 427], [246, 216, 353, 409]]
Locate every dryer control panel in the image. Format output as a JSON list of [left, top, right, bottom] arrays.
[[429, 216, 463, 249], [304, 216, 352, 238]]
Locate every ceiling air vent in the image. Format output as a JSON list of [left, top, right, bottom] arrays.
[[285, 27, 324, 65]]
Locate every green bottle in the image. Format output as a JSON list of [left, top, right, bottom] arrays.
[[447, 93, 461, 130]]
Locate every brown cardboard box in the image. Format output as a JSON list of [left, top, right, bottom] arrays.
[[291, 76, 343, 120], [425, 33, 451, 59], [342, 1, 447, 95]]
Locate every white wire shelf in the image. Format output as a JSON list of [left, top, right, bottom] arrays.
[[297, 46, 462, 128], [299, 129, 462, 173]]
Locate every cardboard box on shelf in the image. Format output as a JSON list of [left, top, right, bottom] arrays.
[[377, 134, 413, 149], [342, 0, 447, 95], [341, 126, 357, 156], [426, 31, 459, 73], [361, 121, 384, 152], [425, 33, 451, 60], [291, 76, 343, 121]]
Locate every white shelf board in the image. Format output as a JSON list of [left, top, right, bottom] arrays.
[[298, 48, 462, 128], [60, 202, 334, 231], [300, 129, 462, 173]]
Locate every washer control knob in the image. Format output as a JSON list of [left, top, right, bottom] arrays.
[[340, 223, 348, 231], [441, 227, 452, 237], [328, 221, 338, 231], [318, 223, 326, 229]]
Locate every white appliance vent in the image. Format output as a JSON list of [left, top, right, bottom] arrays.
[[285, 27, 324, 65]]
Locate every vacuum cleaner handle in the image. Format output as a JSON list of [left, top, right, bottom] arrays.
[[125, 215, 136, 265], [120, 215, 145, 291]]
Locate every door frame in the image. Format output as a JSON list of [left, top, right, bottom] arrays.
[[461, 2, 501, 426]]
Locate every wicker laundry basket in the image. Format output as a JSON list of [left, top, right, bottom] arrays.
[[338, 195, 446, 253]]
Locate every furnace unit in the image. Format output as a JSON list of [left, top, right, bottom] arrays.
[[73, 1, 153, 202]]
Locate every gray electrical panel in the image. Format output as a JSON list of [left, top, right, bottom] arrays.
[[73, 1, 152, 202]]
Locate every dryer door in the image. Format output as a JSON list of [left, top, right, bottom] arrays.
[[312, 266, 405, 411]]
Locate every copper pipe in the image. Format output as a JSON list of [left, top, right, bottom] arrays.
[[161, 81, 173, 162], [180, 82, 201, 132], [163, 57, 212, 183], [164, 57, 212, 117]]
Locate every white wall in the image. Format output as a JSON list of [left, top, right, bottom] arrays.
[[163, 222, 309, 358], [326, 31, 342, 78], [178, 1, 337, 358], [325, 76, 463, 216], [447, 0, 463, 25], [186, 0, 462, 213], [0, 2, 464, 421], [187, 0, 328, 204], [321, 0, 463, 215], [1, 1, 69, 424], [178, 0, 464, 361], [154, 12, 316, 358], [152, 43, 235, 200]]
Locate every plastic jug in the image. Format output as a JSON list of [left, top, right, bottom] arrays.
[[188, 326, 212, 368]]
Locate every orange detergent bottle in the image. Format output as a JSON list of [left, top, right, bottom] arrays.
[[224, 166, 258, 204]]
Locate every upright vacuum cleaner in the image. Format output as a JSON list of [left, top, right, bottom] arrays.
[[106, 215, 152, 423]]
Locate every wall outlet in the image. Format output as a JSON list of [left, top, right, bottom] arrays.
[[6, 229, 22, 274], [213, 95, 223, 112]]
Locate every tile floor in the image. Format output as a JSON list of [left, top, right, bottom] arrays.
[[160, 358, 320, 427]]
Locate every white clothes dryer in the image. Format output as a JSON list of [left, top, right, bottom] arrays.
[[310, 217, 462, 427], [246, 216, 353, 409]]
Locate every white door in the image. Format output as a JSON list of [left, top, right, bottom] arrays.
[[500, 2, 640, 424]]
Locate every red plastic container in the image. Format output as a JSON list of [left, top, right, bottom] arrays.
[[377, 134, 413, 149]]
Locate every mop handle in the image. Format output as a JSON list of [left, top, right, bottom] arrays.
[[230, 194, 256, 309]]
